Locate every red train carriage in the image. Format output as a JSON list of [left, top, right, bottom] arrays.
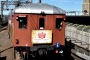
[[8, 2, 66, 60]]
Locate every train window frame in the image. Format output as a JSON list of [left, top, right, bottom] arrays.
[[55, 18, 63, 30], [17, 17, 27, 29], [39, 18, 45, 29]]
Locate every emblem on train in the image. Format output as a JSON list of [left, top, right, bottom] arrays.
[[38, 32, 46, 39]]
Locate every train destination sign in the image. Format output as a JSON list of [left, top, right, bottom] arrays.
[[32, 30, 52, 44]]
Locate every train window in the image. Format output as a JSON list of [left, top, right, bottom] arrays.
[[39, 18, 45, 29], [18, 17, 27, 29], [56, 18, 63, 29]]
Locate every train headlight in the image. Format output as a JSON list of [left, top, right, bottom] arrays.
[[55, 43, 60, 48], [59, 50, 63, 54], [55, 49, 59, 54]]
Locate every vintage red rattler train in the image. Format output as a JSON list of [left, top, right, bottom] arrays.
[[8, 2, 66, 60]]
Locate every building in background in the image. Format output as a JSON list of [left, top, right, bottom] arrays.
[[82, 0, 90, 15]]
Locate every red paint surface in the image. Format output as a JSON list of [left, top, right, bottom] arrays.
[[12, 14, 65, 47]]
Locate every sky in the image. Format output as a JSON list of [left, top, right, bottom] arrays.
[[0, 0, 83, 15], [43, 0, 83, 11]]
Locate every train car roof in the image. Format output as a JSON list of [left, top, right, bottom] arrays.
[[14, 3, 66, 14]]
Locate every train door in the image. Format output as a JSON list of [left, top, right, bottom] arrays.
[[53, 15, 65, 45], [14, 15, 31, 46]]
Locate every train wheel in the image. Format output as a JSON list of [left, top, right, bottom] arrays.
[[38, 49, 48, 57], [30, 52, 37, 58]]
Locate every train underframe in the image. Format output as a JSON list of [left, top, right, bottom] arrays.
[[0, 41, 72, 60], [14, 45, 65, 60]]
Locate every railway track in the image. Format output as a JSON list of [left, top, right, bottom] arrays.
[[0, 27, 86, 60], [71, 53, 85, 60], [0, 26, 7, 32]]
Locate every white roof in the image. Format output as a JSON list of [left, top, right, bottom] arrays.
[[14, 3, 65, 14]]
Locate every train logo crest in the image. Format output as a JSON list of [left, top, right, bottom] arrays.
[[38, 32, 46, 39]]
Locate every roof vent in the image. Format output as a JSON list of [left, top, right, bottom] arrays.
[[39, 0, 41, 3]]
